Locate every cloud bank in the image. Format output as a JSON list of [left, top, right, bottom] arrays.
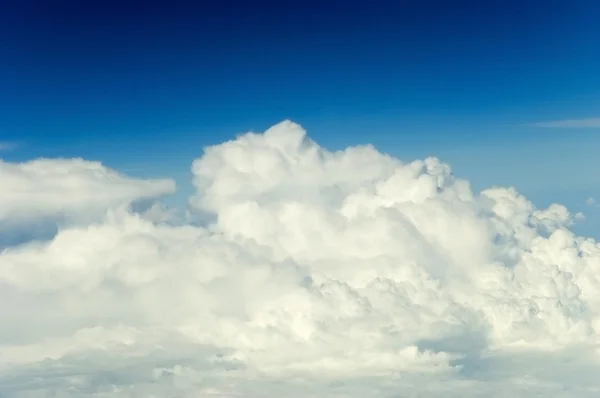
[[532, 117, 600, 128], [1, 121, 600, 397]]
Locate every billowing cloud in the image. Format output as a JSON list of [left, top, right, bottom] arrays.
[[532, 117, 600, 128], [1, 121, 600, 397]]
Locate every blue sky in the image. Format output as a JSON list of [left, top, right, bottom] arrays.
[[1, 1, 600, 234]]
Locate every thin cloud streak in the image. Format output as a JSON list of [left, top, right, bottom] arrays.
[[0, 142, 16, 151], [532, 117, 600, 128]]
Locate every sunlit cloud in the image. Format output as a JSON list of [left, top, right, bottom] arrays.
[[1, 121, 600, 397]]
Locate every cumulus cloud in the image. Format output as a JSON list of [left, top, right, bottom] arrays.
[[1, 121, 600, 397], [532, 117, 600, 128]]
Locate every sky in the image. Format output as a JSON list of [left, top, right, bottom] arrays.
[[2, 1, 600, 397], [2, 1, 600, 212]]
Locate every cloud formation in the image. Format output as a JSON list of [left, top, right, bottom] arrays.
[[1, 121, 600, 397], [532, 117, 600, 128], [0, 158, 175, 223]]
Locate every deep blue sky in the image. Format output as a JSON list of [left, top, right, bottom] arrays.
[[1, 0, 600, 232]]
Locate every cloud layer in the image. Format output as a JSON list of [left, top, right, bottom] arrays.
[[1, 121, 600, 397]]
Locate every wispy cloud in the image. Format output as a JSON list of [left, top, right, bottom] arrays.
[[531, 117, 600, 128], [0, 142, 16, 151]]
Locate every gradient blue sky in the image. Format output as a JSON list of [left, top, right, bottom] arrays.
[[1, 1, 600, 233]]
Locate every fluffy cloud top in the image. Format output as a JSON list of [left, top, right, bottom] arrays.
[[1, 121, 600, 397]]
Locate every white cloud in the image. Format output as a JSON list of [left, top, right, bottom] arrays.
[[1, 121, 600, 397], [0, 158, 175, 224], [532, 117, 600, 128]]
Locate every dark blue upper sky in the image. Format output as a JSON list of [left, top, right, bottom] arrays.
[[2, 0, 600, 223]]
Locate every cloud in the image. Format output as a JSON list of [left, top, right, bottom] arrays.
[[0, 142, 16, 151], [0, 158, 175, 224], [0, 158, 176, 249], [531, 117, 600, 128], [1, 121, 600, 397]]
